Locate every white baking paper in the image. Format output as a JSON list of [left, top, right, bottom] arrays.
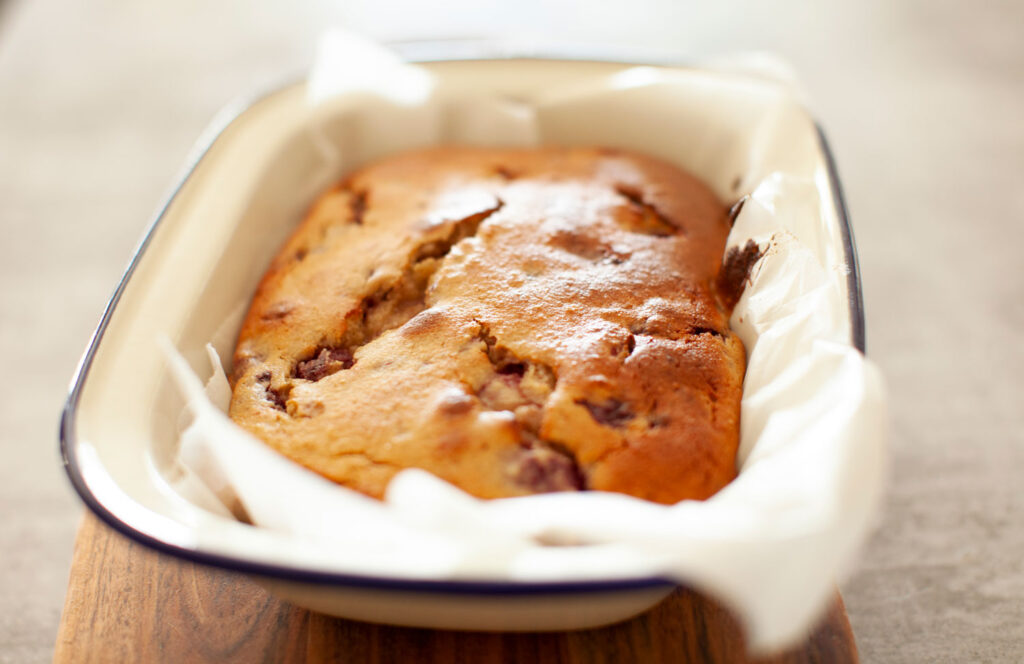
[[165, 31, 887, 652]]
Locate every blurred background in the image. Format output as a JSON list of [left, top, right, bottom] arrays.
[[1, 0, 1021, 661]]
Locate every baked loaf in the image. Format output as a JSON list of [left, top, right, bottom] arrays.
[[229, 146, 750, 504]]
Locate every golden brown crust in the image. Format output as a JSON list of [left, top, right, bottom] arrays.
[[228, 146, 745, 504]]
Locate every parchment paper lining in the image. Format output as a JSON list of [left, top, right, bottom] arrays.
[[163, 32, 886, 651]]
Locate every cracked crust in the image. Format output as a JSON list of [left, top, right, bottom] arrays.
[[229, 146, 750, 503]]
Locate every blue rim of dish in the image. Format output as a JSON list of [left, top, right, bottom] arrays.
[[60, 49, 865, 596]]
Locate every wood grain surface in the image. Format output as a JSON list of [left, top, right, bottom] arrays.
[[54, 514, 856, 663]]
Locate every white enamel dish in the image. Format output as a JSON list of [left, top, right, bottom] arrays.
[[61, 53, 864, 632]]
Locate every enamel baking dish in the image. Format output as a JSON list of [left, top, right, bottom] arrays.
[[60, 53, 864, 632]]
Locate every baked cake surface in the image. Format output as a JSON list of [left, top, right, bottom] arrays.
[[229, 146, 747, 504]]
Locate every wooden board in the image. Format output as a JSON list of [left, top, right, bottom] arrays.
[[54, 514, 857, 663]]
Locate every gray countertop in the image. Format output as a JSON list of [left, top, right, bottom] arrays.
[[2, 0, 1021, 661]]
